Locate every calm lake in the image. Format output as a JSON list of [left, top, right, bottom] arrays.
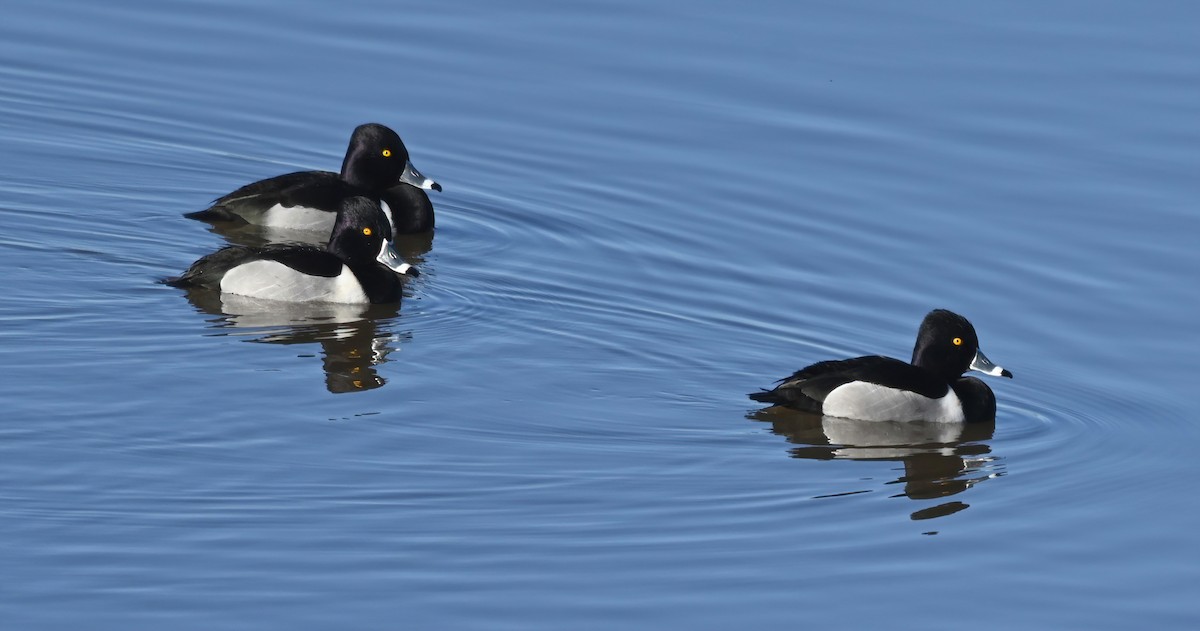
[[2, 1, 1198, 629]]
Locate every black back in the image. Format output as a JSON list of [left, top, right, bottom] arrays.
[[164, 243, 339, 290], [748, 355, 950, 411]]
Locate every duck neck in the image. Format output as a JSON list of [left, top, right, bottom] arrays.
[[912, 345, 960, 382], [346, 261, 401, 304], [381, 186, 434, 233], [340, 150, 384, 193]]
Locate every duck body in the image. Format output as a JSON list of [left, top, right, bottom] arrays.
[[186, 123, 440, 235], [168, 196, 417, 304], [750, 310, 1011, 423]]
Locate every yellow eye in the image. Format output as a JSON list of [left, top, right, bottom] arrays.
[[381, 149, 392, 157], [952, 337, 963, 346], [362, 227, 372, 236]]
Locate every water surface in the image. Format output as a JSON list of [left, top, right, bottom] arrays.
[[2, 1, 1198, 629]]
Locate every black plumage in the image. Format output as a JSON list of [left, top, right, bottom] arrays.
[[186, 123, 440, 234], [168, 197, 415, 304], [749, 309, 1011, 422]]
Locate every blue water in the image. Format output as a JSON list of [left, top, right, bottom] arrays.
[[2, 1, 1198, 629]]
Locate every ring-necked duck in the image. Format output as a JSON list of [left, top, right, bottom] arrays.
[[749, 309, 1012, 422], [167, 196, 418, 304], [185, 123, 441, 235]]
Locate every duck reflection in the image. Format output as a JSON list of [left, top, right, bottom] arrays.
[[750, 408, 1000, 521], [180, 288, 409, 394]]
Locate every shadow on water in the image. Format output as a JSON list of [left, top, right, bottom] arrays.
[[749, 407, 1003, 522], [178, 288, 411, 394]]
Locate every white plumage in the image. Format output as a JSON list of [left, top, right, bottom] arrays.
[[219, 260, 369, 304], [822, 381, 965, 423], [260, 204, 338, 231]]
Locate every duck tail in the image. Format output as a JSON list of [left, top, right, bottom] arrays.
[[748, 389, 787, 405], [183, 206, 235, 222]]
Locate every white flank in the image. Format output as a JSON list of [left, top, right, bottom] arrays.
[[822, 381, 965, 423], [259, 204, 336, 231], [220, 260, 369, 304]]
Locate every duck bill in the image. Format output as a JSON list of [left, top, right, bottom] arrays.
[[399, 160, 442, 192], [969, 348, 1012, 378], [376, 238, 419, 277]]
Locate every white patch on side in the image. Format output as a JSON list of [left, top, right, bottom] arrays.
[[822, 381, 965, 423], [379, 199, 397, 235], [220, 260, 369, 304], [258, 204, 336, 231]]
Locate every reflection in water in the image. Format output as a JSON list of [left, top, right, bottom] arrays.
[[750, 408, 1002, 522], [179, 289, 410, 394]]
